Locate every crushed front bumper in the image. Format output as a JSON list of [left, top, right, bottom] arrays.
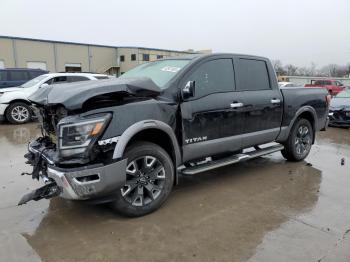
[[328, 112, 350, 127], [20, 139, 127, 204], [47, 160, 127, 200]]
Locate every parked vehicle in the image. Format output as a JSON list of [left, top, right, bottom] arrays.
[[0, 68, 48, 88], [305, 79, 344, 96], [278, 82, 301, 88], [18, 54, 329, 217], [328, 90, 350, 127], [0, 73, 109, 124]]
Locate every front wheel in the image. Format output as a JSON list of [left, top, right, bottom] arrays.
[[6, 102, 32, 124], [111, 141, 174, 217], [281, 118, 314, 161]]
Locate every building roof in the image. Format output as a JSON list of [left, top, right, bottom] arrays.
[[0, 35, 198, 54]]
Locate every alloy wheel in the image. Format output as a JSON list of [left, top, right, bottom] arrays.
[[295, 125, 311, 155], [11, 106, 29, 122], [121, 156, 166, 207]]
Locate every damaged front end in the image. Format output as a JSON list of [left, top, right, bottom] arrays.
[[329, 109, 350, 127], [19, 105, 127, 205]]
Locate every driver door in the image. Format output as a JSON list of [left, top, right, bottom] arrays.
[[180, 57, 245, 162]]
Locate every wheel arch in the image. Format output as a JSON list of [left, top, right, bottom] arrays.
[[6, 99, 31, 107], [112, 120, 181, 184], [278, 106, 317, 144]]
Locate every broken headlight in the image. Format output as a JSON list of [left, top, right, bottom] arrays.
[[58, 113, 111, 158]]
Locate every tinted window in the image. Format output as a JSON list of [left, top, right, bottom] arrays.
[[0, 71, 7, 81], [186, 59, 235, 97], [143, 54, 150, 61], [157, 55, 164, 59], [68, 76, 89, 82], [53, 76, 67, 84], [9, 71, 28, 81], [95, 76, 109, 80], [131, 54, 137, 61], [28, 71, 44, 79], [236, 59, 270, 91], [120, 55, 125, 62], [336, 81, 343, 86]]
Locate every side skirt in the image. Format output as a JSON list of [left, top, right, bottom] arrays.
[[180, 144, 284, 175]]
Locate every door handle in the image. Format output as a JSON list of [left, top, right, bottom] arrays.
[[270, 99, 281, 104], [230, 102, 244, 108]]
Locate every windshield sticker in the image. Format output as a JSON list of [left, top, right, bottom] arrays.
[[161, 66, 181, 73]]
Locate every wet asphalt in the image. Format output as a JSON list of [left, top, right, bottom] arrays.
[[0, 123, 349, 262]]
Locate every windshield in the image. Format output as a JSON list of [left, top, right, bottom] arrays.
[[119, 59, 190, 88], [335, 90, 350, 98], [21, 74, 48, 88]]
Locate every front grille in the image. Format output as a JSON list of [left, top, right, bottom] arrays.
[[332, 111, 350, 121]]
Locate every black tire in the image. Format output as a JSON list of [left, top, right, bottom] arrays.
[[111, 141, 174, 217], [281, 118, 314, 161], [5, 102, 32, 124]]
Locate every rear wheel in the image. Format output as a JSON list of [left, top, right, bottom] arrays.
[[111, 141, 174, 217], [6, 102, 32, 124], [281, 118, 313, 161]]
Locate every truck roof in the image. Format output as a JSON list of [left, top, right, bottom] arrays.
[[165, 53, 270, 61]]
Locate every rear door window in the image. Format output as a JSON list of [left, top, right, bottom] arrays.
[[67, 76, 90, 82], [52, 76, 68, 84], [236, 59, 271, 91], [94, 76, 109, 80], [0, 71, 7, 81], [28, 71, 44, 79], [185, 58, 235, 98], [9, 71, 28, 81]]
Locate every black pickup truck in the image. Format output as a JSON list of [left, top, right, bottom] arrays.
[[19, 54, 329, 216]]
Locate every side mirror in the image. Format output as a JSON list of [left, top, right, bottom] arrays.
[[182, 81, 195, 99], [40, 83, 49, 88]]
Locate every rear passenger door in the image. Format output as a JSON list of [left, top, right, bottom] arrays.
[[234, 57, 283, 148], [180, 57, 244, 162]]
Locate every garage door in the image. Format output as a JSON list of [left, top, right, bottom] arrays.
[[27, 62, 47, 70], [65, 63, 82, 72]]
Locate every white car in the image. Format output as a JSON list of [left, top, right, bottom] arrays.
[[0, 73, 110, 124], [278, 81, 301, 88]]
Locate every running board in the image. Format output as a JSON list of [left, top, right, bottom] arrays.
[[181, 144, 284, 175]]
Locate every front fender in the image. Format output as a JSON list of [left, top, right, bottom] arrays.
[[0, 92, 30, 104], [112, 120, 181, 168]]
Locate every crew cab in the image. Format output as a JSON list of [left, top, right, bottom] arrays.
[[305, 79, 344, 96], [19, 54, 329, 217], [0, 73, 110, 124]]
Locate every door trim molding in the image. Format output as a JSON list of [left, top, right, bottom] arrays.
[[183, 127, 280, 162]]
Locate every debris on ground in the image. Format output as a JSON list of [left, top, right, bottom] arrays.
[[341, 158, 345, 166]]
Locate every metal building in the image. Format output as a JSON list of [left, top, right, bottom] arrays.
[[0, 35, 210, 76]]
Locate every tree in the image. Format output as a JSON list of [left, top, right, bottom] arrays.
[[271, 59, 286, 75], [285, 64, 298, 76]]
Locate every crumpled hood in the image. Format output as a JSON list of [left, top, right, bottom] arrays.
[[330, 97, 350, 111], [28, 77, 162, 110]]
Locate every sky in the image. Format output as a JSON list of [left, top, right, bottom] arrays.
[[1, 0, 349, 67]]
